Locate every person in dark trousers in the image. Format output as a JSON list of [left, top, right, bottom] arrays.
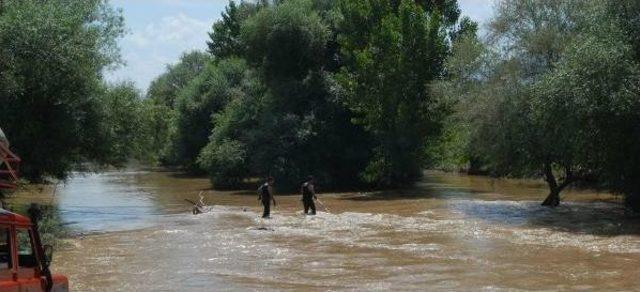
[[301, 175, 317, 215], [258, 177, 276, 218]]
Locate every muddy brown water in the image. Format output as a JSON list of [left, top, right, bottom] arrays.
[[27, 171, 640, 291]]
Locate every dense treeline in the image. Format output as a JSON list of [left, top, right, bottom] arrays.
[[2, 0, 639, 211], [148, 0, 640, 211], [432, 0, 640, 209], [148, 0, 470, 190]]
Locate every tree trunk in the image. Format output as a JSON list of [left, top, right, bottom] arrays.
[[540, 163, 574, 207], [541, 187, 561, 207]]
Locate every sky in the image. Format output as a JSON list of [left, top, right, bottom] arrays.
[[105, 0, 496, 93]]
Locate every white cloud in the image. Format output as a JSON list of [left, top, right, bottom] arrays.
[[458, 0, 497, 24], [106, 12, 214, 91], [145, 13, 210, 44], [125, 13, 210, 49]]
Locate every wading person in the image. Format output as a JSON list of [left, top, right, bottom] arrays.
[[258, 177, 276, 218], [301, 175, 317, 215]]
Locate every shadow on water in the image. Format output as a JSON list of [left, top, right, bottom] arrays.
[[167, 172, 208, 179], [339, 177, 485, 201], [450, 199, 640, 236], [339, 171, 640, 237]]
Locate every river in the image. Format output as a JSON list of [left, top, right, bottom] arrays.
[[43, 170, 640, 291]]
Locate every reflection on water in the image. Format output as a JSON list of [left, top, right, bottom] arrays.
[[52, 170, 640, 291]]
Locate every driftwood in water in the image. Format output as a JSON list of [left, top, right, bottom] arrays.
[[185, 192, 208, 214]]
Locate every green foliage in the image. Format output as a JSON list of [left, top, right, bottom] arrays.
[[424, 118, 471, 171], [34, 205, 68, 248], [241, 0, 329, 82], [198, 139, 248, 187], [489, 0, 584, 78], [535, 22, 640, 193], [435, 0, 640, 207], [169, 0, 469, 190], [100, 82, 159, 165], [0, 0, 125, 181], [9, 204, 68, 248], [207, 1, 261, 59], [447, 0, 592, 205], [428, 30, 488, 172], [196, 69, 264, 186], [166, 58, 249, 171], [335, 0, 456, 187], [196, 0, 373, 189], [146, 51, 212, 109], [144, 51, 211, 165], [138, 99, 174, 165], [605, 0, 640, 62]]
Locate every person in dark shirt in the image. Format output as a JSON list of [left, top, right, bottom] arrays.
[[258, 177, 276, 218], [301, 175, 317, 215]]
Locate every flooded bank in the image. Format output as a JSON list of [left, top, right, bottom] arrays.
[[42, 171, 640, 290]]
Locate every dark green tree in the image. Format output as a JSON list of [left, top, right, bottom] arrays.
[[146, 51, 211, 109], [335, 0, 457, 187], [199, 0, 372, 189], [145, 51, 211, 164], [0, 0, 124, 180], [166, 58, 249, 171], [101, 82, 156, 165], [207, 1, 261, 59]]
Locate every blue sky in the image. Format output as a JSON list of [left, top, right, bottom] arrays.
[[105, 0, 496, 92]]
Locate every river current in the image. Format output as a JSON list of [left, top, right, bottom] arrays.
[[45, 171, 640, 291]]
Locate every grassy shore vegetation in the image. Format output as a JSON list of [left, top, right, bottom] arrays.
[[1, 0, 639, 211]]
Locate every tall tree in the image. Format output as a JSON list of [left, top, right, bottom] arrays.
[[199, 0, 372, 189], [166, 58, 249, 171], [146, 51, 211, 109], [207, 1, 261, 59], [335, 0, 458, 187], [101, 82, 156, 165], [0, 0, 124, 180]]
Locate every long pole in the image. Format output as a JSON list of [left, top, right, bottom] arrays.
[[316, 199, 330, 213]]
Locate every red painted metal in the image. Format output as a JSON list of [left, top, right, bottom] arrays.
[[0, 209, 69, 291], [0, 142, 20, 190], [0, 209, 31, 226], [0, 133, 69, 291]]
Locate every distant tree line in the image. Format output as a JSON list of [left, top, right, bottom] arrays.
[[2, 0, 639, 212]]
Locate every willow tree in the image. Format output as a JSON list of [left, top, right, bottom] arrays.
[[444, 0, 640, 207]]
